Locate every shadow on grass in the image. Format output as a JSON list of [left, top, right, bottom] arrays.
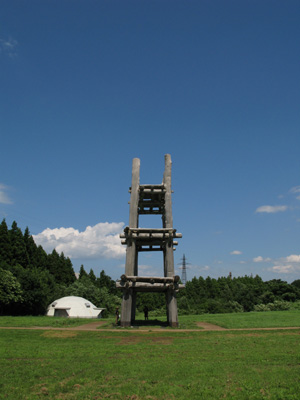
[[131, 319, 169, 328]]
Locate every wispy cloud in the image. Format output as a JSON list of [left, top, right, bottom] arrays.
[[255, 205, 287, 213], [33, 222, 125, 259], [270, 264, 296, 274], [0, 37, 18, 57], [290, 186, 300, 194], [253, 256, 271, 263], [138, 264, 161, 276], [0, 184, 13, 204], [230, 250, 242, 255], [268, 254, 300, 274]]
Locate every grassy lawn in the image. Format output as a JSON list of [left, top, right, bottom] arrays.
[[193, 310, 300, 329], [0, 316, 100, 328], [1, 327, 299, 399], [173, 310, 300, 330], [0, 310, 299, 330]]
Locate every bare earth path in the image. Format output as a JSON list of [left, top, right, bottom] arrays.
[[0, 321, 299, 332]]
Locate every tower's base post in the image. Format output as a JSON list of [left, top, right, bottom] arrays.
[[131, 291, 137, 323], [120, 289, 132, 327], [166, 289, 179, 328]]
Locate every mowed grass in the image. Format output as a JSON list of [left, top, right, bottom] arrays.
[[1, 309, 300, 330], [0, 316, 100, 328], [179, 310, 300, 329], [1, 311, 300, 400]]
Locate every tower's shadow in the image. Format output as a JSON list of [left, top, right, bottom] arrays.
[[131, 319, 169, 328]]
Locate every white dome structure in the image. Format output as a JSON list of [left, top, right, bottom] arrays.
[[46, 296, 105, 318]]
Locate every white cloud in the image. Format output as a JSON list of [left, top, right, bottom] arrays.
[[296, 196, 300, 201], [255, 205, 288, 213], [33, 222, 125, 259], [270, 264, 296, 274], [285, 254, 300, 263], [230, 250, 242, 255], [253, 256, 271, 263], [290, 186, 300, 194], [0, 184, 13, 204], [240, 261, 246, 264], [268, 254, 300, 274]]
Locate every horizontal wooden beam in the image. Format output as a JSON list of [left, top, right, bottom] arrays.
[[116, 280, 184, 292], [120, 275, 180, 283]]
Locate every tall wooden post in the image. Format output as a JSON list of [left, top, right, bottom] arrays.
[[162, 155, 178, 326], [121, 158, 140, 327]]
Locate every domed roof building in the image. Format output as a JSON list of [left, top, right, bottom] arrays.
[[46, 296, 104, 318]]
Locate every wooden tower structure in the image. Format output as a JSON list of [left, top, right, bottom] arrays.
[[117, 154, 182, 327]]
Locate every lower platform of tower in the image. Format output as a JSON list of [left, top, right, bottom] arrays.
[[116, 276, 184, 327]]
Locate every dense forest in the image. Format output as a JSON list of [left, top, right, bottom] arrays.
[[1, 219, 300, 316]]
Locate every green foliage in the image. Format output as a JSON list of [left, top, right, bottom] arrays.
[[178, 274, 300, 315], [0, 219, 11, 263], [79, 264, 88, 279], [0, 220, 76, 314], [46, 250, 75, 285], [9, 221, 28, 267], [254, 300, 291, 312], [5, 265, 58, 315], [96, 269, 118, 295], [88, 268, 96, 282], [291, 279, 300, 289], [0, 268, 23, 313], [64, 275, 120, 316], [136, 292, 165, 312]]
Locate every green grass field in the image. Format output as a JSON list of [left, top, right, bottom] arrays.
[[0, 312, 299, 399], [0, 316, 96, 328], [1, 309, 299, 329], [184, 309, 300, 329]]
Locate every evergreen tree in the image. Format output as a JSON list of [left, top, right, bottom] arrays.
[[23, 227, 40, 268], [97, 269, 117, 295], [79, 265, 88, 279], [9, 221, 28, 267], [45, 250, 75, 285], [88, 268, 96, 282], [0, 219, 11, 263], [59, 252, 76, 285]]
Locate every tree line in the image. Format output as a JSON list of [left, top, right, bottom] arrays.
[[0, 219, 120, 316], [177, 274, 300, 314], [1, 219, 299, 316]]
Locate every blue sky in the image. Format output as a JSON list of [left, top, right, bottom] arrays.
[[1, 0, 300, 283]]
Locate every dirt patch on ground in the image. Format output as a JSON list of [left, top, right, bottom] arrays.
[[197, 322, 227, 330], [66, 321, 107, 330]]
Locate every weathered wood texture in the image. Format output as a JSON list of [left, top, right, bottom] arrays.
[[119, 154, 181, 327]]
